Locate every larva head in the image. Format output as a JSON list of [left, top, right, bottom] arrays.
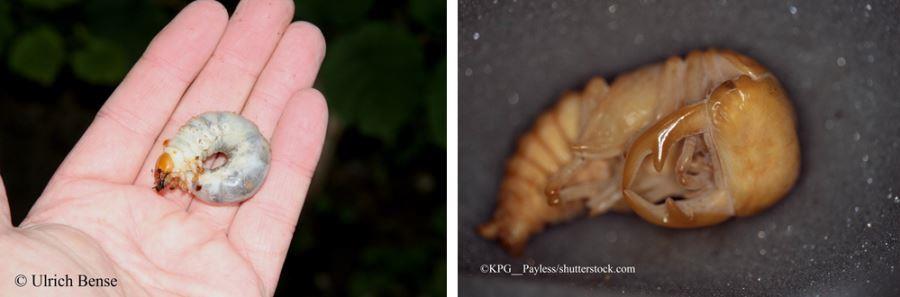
[[153, 153, 174, 192], [621, 74, 800, 228]]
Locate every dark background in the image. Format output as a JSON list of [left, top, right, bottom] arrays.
[[0, 0, 445, 296], [460, 0, 899, 296]]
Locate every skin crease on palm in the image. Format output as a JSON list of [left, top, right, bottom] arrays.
[[0, 0, 328, 296]]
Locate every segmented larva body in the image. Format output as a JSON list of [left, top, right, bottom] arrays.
[[479, 49, 799, 254], [154, 111, 271, 204]]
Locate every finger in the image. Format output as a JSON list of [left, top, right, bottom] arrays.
[[188, 21, 325, 225], [228, 89, 328, 294], [47, 0, 228, 186], [0, 174, 10, 228], [134, 0, 295, 206], [242, 21, 326, 138]]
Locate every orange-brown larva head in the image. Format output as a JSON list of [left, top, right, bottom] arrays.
[[153, 153, 174, 192], [156, 153, 174, 173]]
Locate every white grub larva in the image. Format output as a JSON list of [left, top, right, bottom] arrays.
[[154, 111, 271, 204]]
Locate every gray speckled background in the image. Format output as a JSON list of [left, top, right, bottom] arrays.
[[459, 0, 900, 296]]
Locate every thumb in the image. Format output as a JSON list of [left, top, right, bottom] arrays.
[[0, 174, 10, 228]]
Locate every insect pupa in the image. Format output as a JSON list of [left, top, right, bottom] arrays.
[[479, 49, 800, 254]]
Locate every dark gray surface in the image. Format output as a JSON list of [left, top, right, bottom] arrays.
[[459, 0, 900, 296]]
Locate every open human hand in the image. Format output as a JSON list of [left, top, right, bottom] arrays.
[[0, 0, 327, 296]]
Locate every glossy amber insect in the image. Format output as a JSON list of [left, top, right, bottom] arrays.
[[479, 49, 800, 254]]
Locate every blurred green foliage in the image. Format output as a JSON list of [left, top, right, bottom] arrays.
[[0, 0, 446, 296], [8, 26, 64, 85], [71, 26, 130, 84], [288, 0, 446, 294], [4, 0, 166, 86], [320, 22, 425, 144]]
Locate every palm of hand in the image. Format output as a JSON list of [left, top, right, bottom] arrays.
[[23, 180, 262, 296], [0, 1, 327, 296]]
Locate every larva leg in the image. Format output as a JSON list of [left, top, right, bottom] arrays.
[[546, 155, 629, 215], [620, 102, 733, 228]]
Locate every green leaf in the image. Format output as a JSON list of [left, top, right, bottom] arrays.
[[410, 0, 446, 36], [319, 23, 425, 144], [22, 0, 78, 10], [425, 60, 446, 147], [71, 34, 129, 85], [8, 26, 65, 85]]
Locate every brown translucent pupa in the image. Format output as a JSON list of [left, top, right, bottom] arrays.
[[479, 49, 800, 254]]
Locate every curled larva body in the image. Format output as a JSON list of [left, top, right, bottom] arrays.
[[154, 111, 271, 204], [480, 49, 800, 254]]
